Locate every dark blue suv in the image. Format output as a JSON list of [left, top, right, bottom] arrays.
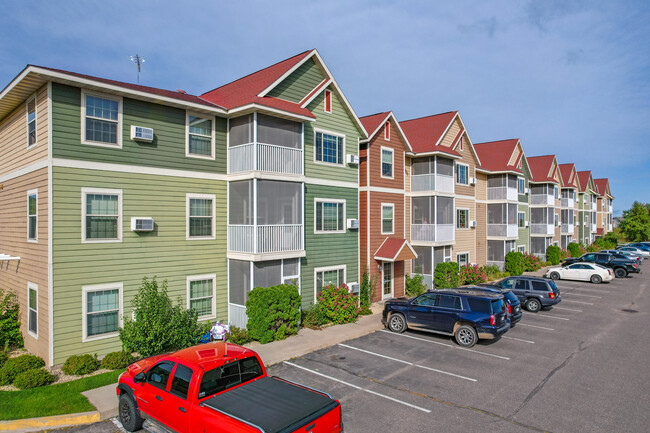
[[382, 289, 510, 347], [475, 284, 523, 326]]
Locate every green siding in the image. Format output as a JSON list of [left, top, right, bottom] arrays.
[[52, 83, 227, 174], [517, 204, 530, 252], [267, 59, 326, 103], [301, 184, 358, 308], [52, 167, 227, 363]]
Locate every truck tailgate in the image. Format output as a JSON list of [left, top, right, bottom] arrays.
[[202, 376, 340, 433]]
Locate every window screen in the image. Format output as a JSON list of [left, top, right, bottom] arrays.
[[413, 246, 432, 275], [254, 260, 282, 288], [257, 180, 301, 225], [229, 114, 253, 146], [257, 114, 301, 149], [436, 157, 454, 176], [228, 260, 250, 306]]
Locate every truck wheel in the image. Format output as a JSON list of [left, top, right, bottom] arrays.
[[614, 268, 627, 278], [550, 272, 560, 280], [118, 393, 143, 432], [590, 274, 602, 284], [526, 298, 541, 312], [387, 313, 407, 333], [455, 325, 477, 347]]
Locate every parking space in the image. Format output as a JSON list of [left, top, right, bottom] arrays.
[[268, 270, 650, 432]]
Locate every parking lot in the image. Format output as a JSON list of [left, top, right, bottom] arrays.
[[268, 272, 650, 433]]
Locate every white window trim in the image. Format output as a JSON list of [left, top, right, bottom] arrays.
[[27, 282, 38, 339], [517, 245, 526, 253], [27, 188, 38, 243], [81, 187, 123, 243], [26, 93, 37, 149], [518, 177, 525, 194], [384, 121, 390, 141], [518, 211, 526, 228], [314, 198, 346, 234], [455, 162, 469, 185], [80, 89, 123, 148], [186, 193, 217, 240], [380, 146, 394, 179], [186, 274, 217, 321], [185, 111, 216, 160], [314, 265, 346, 303], [82, 282, 123, 343], [456, 208, 470, 230], [456, 252, 470, 267], [381, 203, 395, 235], [324, 90, 332, 114], [313, 128, 345, 167]]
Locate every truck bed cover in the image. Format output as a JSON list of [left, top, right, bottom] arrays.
[[202, 376, 339, 433]]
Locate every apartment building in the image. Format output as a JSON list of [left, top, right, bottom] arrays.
[[558, 163, 580, 249], [526, 155, 562, 259], [577, 171, 598, 245], [594, 178, 614, 235]]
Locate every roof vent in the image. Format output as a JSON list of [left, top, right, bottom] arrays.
[[176, 89, 187, 94]]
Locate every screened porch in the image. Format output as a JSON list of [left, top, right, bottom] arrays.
[[530, 184, 555, 205], [531, 207, 555, 235], [410, 196, 454, 242], [487, 174, 518, 201], [487, 203, 518, 237], [410, 156, 455, 194]]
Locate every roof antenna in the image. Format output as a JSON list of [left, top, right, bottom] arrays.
[[130, 54, 145, 84]]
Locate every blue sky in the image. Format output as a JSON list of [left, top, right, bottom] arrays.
[[2, 0, 648, 214]]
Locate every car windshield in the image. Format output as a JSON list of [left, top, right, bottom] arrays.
[[198, 356, 263, 400]]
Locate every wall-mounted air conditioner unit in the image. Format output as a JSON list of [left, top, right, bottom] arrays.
[[525, 188, 530, 194], [525, 221, 529, 227], [348, 282, 360, 294], [469, 177, 477, 185], [131, 217, 154, 232], [131, 126, 154, 142], [347, 219, 359, 229], [470, 220, 477, 228], [347, 154, 359, 165]]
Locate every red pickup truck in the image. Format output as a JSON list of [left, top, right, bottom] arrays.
[[116, 342, 343, 433]]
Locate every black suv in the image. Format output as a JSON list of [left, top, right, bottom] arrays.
[[494, 276, 561, 312], [475, 284, 523, 326], [382, 289, 510, 347], [562, 252, 639, 278]]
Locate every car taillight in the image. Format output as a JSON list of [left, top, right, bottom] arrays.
[[507, 304, 512, 314], [608, 269, 612, 275], [490, 314, 496, 326], [633, 263, 638, 268], [549, 292, 555, 299]]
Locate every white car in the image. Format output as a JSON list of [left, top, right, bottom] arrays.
[[617, 246, 650, 258], [546, 263, 614, 283]]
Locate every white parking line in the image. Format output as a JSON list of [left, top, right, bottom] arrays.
[[561, 299, 594, 305], [563, 293, 602, 299], [111, 418, 127, 432], [502, 335, 535, 344], [528, 313, 570, 321], [379, 330, 510, 360], [338, 343, 478, 382], [568, 287, 610, 294], [284, 361, 432, 413], [517, 323, 554, 331], [552, 306, 583, 312]]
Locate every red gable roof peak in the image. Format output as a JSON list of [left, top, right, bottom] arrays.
[[473, 139, 521, 173], [359, 111, 391, 137], [527, 155, 559, 184], [558, 163, 577, 187], [399, 111, 460, 156], [576, 170, 594, 193], [594, 178, 611, 198]]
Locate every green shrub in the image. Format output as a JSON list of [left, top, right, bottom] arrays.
[[459, 265, 487, 285], [120, 277, 211, 357], [0, 289, 23, 349], [567, 242, 582, 258], [0, 350, 8, 369], [359, 269, 374, 315], [522, 253, 543, 272], [0, 354, 45, 385], [505, 251, 524, 276], [227, 326, 252, 345], [301, 303, 327, 329], [434, 262, 460, 289], [100, 351, 135, 370], [317, 284, 359, 325], [62, 354, 99, 376], [405, 273, 427, 297], [13, 368, 55, 389], [246, 284, 301, 344], [545, 261, 553, 266], [586, 244, 598, 252], [546, 245, 562, 265], [481, 264, 502, 281]]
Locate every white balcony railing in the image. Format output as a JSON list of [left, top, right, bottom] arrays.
[[561, 198, 574, 208], [228, 224, 303, 254], [608, 205, 613, 213], [591, 203, 597, 211], [411, 174, 454, 194], [561, 223, 574, 234], [488, 187, 518, 201], [411, 224, 454, 242], [487, 224, 518, 238], [608, 223, 612, 231], [531, 194, 554, 205], [228, 304, 248, 329], [229, 142, 303, 175], [591, 224, 597, 232], [531, 223, 555, 235]]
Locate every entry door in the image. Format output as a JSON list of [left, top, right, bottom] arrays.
[[382, 262, 394, 299]]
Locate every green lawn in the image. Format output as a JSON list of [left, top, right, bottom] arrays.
[[0, 370, 124, 421]]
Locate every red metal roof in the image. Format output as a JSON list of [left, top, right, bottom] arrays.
[[374, 238, 416, 261], [594, 178, 610, 197], [559, 163, 576, 187], [596, 228, 604, 235], [577, 171, 593, 193], [360, 112, 391, 138], [528, 155, 559, 183], [399, 111, 461, 156], [473, 139, 522, 173]]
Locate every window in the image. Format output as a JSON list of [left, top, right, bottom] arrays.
[[198, 357, 263, 399], [315, 265, 345, 297], [315, 130, 344, 165], [518, 178, 525, 194], [532, 281, 549, 291], [384, 121, 390, 140], [456, 163, 469, 185], [381, 204, 394, 234], [187, 275, 216, 319], [456, 208, 469, 229], [170, 364, 194, 400], [315, 199, 345, 233], [381, 147, 393, 178], [82, 188, 122, 242], [27, 189, 37, 242], [186, 114, 214, 158], [437, 295, 461, 310], [382, 262, 392, 297], [146, 362, 174, 391], [554, 214, 559, 226], [26, 96, 36, 147], [518, 212, 525, 228], [554, 187, 559, 199], [82, 283, 122, 341], [517, 245, 525, 253], [413, 293, 437, 306], [459, 137, 463, 151], [456, 253, 469, 266], [82, 91, 121, 147], [324, 90, 332, 113], [187, 194, 216, 240], [28, 283, 37, 338]]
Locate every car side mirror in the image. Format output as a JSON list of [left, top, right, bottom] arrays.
[[134, 372, 145, 383]]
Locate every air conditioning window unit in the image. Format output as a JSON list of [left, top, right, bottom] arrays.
[[347, 218, 359, 230], [347, 154, 359, 165], [469, 177, 477, 185], [525, 221, 529, 227], [131, 217, 154, 232], [348, 282, 360, 294], [131, 126, 154, 142], [470, 220, 477, 228], [525, 188, 530, 194]]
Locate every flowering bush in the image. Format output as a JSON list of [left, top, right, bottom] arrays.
[[567, 242, 584, 257], [481, 265, 502, 280], [559, 248, 570, 261], [460, 265, 487, 285], [317, 284, 359, 325], [522, 253, 543, 272]]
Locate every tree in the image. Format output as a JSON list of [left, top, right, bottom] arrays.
[[619, 202, 650, 242]]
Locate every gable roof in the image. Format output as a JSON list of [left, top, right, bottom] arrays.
[[527, 155, 560, 184], [473, 139, 523, 174], [399, 111, 461, 157], [359, 111, 412, 152], [374, 238, 417, 262], [558, 163, 578, 188], [594, 178, 613, 198], [577, 170, 595, 193]]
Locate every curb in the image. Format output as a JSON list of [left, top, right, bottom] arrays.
[[0, 411, 100, 432]]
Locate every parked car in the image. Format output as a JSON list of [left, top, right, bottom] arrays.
[[628, 243, 650, 252], [616, 246, 650, 258], [116, 342, 343, 433], [545, 263, 614, 283], [600, 249, 643, 264], [382, 289, 510, 347], [562, 252, 639, 278], [475, 284, 523, 326], [494, 276, 561, 312]]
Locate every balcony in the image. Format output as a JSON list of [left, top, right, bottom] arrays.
[[229, 143, 303, 176], [228, 224, 303, 254], [531, 223, 555, 235], [487, 224, 518, 238], [591, 203, 597, 211], [608, 205, 613, 213], [561, 198, 574, 208], [591, 223, 597, 232], [488, 187, 518, 201], [411, 174, 454, 194], [608, 223, 612, 231], [561, 223, 574, 234], [411, 224, 454, 243], [531, 194, 554, 205]]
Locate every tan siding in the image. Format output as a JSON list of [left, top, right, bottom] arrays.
[[439, 118, 462, 148], [0, 85, 49, 175], [367, 118, 406, 190], [476, 202, 487, 265], [405, 156, 411, 193], [476, 173, 487, 200], [454, 133, 478, 198], [454, 198, 476, 263], [0, 168, 49, 362], [508, 144, 521, 167]]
